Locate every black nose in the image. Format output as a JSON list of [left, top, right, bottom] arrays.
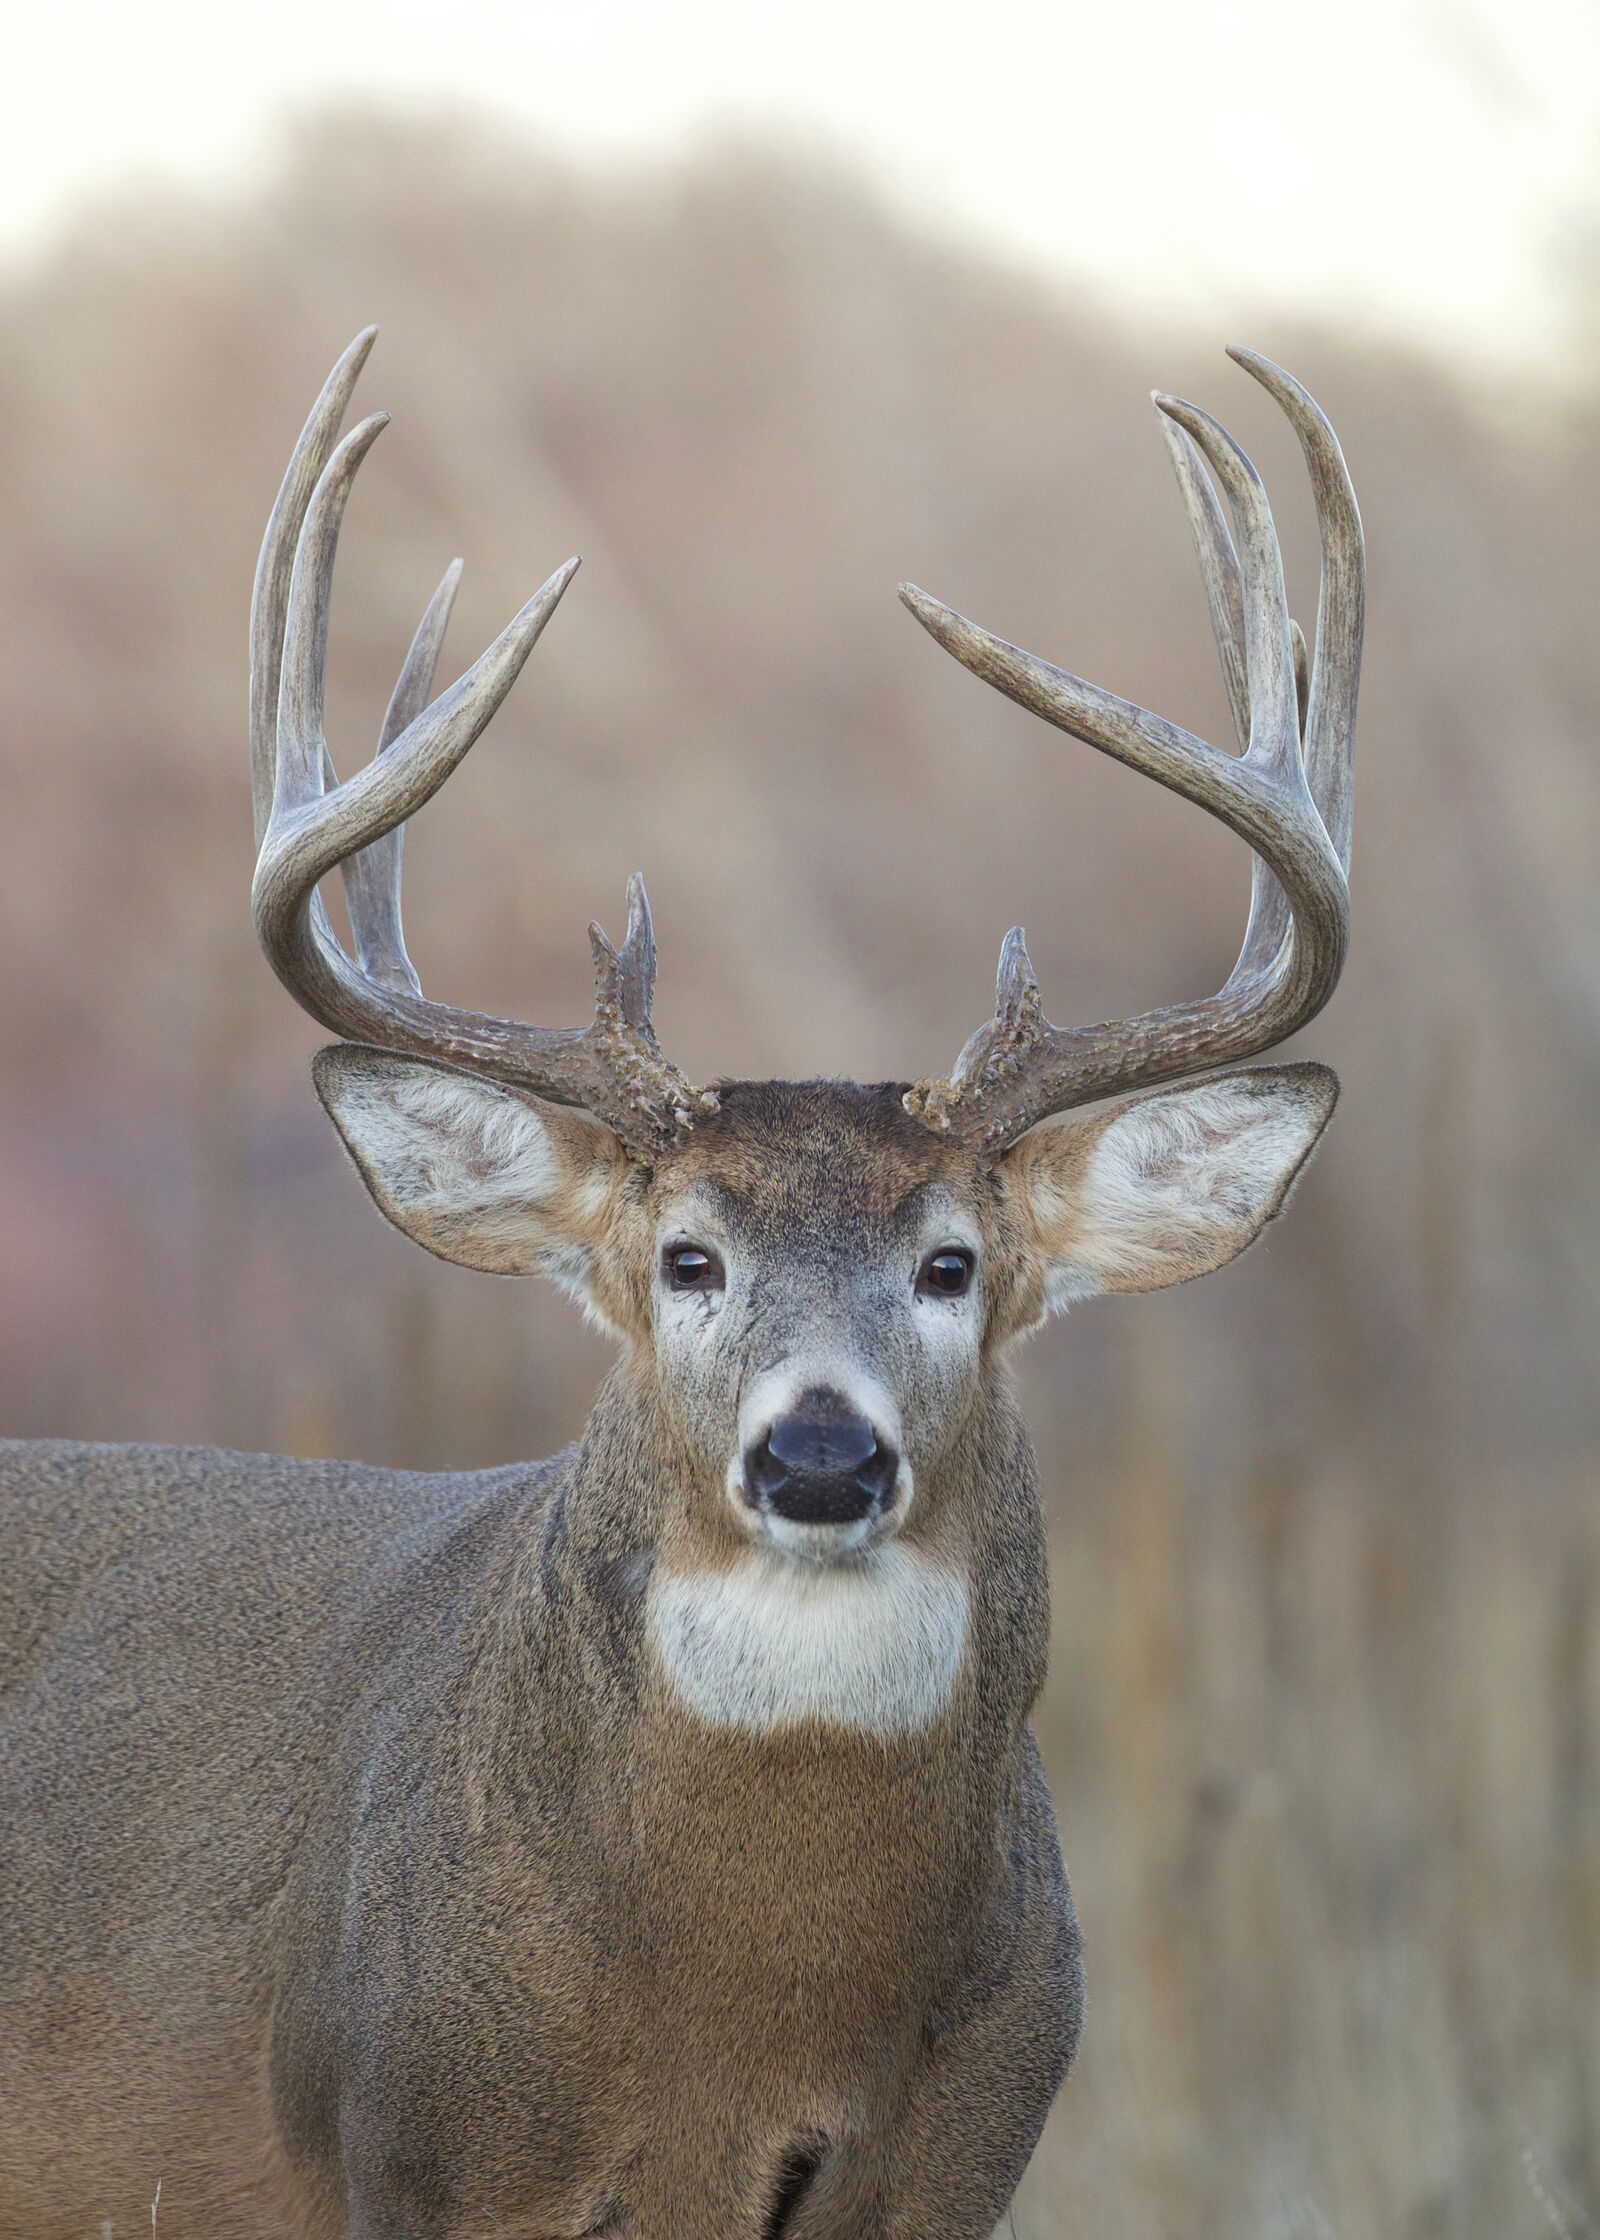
[[744, 1388, 900, 1527]]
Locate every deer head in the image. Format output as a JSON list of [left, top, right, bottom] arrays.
[[251, 333, 1360, 1574]]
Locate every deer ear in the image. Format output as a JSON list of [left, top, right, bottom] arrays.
[[1006, 1063, 1338, 1314], [312, 1046, 628, 1295]]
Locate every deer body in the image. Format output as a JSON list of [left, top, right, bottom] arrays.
[[0, 1436, 1070, 2240], [0, 339, 1362, 2236]]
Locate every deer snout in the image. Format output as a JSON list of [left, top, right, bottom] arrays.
[[742, 1387, 900, 1529]]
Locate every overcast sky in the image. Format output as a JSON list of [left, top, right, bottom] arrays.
[[7, 0, 1597, 374]]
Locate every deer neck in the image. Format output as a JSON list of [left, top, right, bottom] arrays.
[[459, 1366, 1048, 2072]]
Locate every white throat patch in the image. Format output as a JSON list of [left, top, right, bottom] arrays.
[[647, 1545, 970, 1739]]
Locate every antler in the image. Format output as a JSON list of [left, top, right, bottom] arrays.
[[899, 347, 1362, 1154], [249, 331, 716, 1160]]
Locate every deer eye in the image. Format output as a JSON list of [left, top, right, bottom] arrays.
[[918, 1248, 975, 1299], [663, 1243, 723, 1293]]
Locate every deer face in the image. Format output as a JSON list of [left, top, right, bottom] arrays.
[[637, 1083, 1008, 1564], [315, 1053, 1336, 1566]]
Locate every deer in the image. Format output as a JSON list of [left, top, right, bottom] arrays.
[[0, 330, 1362, 2240]]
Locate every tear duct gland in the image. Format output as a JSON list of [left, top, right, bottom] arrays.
[[0, 335, 1360, 2240]]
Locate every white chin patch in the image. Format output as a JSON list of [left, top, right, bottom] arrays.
[[647, 1545, 970, 1739], [756, 1511, 883, 1563]]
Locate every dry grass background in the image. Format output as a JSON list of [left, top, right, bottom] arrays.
[[0, 109, 1596, 2236]]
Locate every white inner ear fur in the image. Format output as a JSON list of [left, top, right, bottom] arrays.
[[313, 1047, 623, 1297], [1012, 1064, 1338, 1312]]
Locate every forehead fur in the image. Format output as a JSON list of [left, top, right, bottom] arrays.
[[656, 1079, 981, 1228]]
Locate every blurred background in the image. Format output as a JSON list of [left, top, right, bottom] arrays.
[[2, 2, 1598, 2232]]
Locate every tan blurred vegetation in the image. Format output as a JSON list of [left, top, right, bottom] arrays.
[[1, 108, 1597, 2237]]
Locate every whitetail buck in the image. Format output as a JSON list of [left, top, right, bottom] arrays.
[[0, 332, 1361, 2239]]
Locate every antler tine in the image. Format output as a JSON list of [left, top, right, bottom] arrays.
[[1227, 346, 1362, 873], [272, 413, 392, 821], [1290, 619, 1310, 737], [1159, 406, 1322, 983], [1214, 353, 1362, 991], [250, 328, 376, 847], [1151, 393, 1302, 786], [336, 557, 464, 996], [901, 349, 1359, 1153], [1160, 404, 1297, 986], [1159, 414, 1250, 753], [251, 335, 715, 1160], [897, 582, 1240, 808], [1155, 389, 1311, 990]]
